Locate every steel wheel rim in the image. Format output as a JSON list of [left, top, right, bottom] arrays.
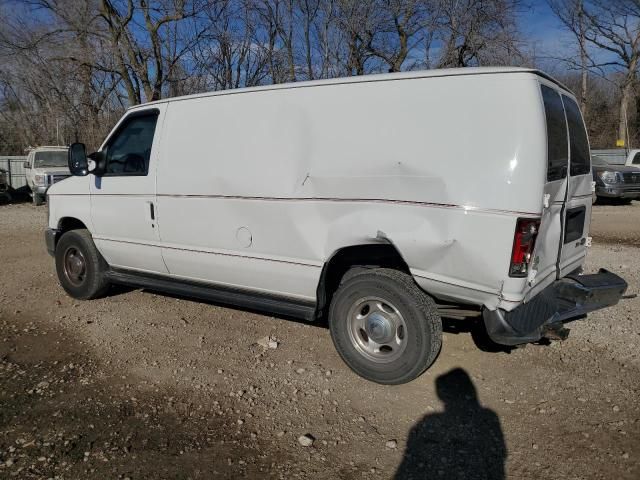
[[346, 296, 408, 364], [63, 246, 87, 287]]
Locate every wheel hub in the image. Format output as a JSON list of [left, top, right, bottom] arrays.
[[366, 312, 394, 343], [346, 296, 407, 364], [68, 256, 83, 275], [63, 247, 86, 286]]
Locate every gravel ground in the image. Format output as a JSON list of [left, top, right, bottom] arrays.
[[590, 201, 640, 248], [0, 201, 639, 479]]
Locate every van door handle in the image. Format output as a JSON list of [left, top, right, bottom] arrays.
[[147, 201, 155, 221]]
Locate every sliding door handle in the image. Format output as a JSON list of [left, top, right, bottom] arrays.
[[146, 200, 155, 223]]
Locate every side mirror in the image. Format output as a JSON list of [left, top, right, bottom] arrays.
[[23, 161, 30, 169], [87, 150, 106, 176], [69, 142, 89, 176]]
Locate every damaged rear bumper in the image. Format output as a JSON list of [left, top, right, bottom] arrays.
[[484, 269, 628, 346]]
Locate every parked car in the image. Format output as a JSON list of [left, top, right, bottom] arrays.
[[592, 156, 640, 203], [0, 168, 11, 202], [24, 146, 70, 205], [45, 67, 627, 384]]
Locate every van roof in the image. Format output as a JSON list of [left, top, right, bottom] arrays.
[[132, 67, 571, 110]]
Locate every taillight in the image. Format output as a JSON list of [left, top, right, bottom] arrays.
[[509, 218, 541, 277]]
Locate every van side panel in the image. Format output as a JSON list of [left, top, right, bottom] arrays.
[[47, 176, 93, 231], [156, 74, 546, 305]]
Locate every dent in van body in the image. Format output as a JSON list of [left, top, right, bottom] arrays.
[[153, 73, 550, 310]]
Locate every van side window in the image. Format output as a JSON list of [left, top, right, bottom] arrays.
[[633, 152, 640, 165], [562, 96, 590, 176], [104, 111, 159, 176], [541, 85, 568, 182]]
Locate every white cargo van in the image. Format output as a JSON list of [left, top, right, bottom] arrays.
[[46, 67, 627, 384], [25, 146, 71, 205]]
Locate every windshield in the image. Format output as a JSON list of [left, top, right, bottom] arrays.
[[34, 150, 68, 168]]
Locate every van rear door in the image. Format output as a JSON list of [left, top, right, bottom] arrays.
[[533, 85, 592, 292], [557, 95, 592, 276], [533, 85, 568, 287]]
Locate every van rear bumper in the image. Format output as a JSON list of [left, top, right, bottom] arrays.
[[484, 269, 627, 346]]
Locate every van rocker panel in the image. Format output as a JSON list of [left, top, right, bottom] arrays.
[[105, 268, 317, 321], [483, 269, 627, 345]]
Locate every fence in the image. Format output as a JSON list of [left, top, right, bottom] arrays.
[[591, 149, 629, 165], [0, 156, 27, 189]]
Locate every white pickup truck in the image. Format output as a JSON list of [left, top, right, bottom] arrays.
[[45, 68, 628, 384], [24, 146, 70, 205], [625, 150, 640, 166]]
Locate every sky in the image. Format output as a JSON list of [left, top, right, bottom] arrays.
[[517, 1, 582, 72]]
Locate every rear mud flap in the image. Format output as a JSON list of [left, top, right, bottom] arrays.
[[484, 269, 627, 346]]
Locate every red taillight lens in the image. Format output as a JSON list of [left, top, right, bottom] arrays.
[[509, 218, 541, 277]]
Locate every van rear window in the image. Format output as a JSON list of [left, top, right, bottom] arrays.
[[541, 85, 568, 182], [562, 96, 591, 176]]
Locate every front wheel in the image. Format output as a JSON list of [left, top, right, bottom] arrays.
[[55, 229, 111, 300], [329, 268, 442, 385], [33, 193, 44, 206]]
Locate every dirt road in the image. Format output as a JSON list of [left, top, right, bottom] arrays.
[[0, 201, 639, 479]]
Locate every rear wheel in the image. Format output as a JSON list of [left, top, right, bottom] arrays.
[[55, 229, 110, 300], [33, 193, 44, 206], [329, 268, 442, 385]]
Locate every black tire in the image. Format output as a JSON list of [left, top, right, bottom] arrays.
[[329, 268, 442, 385], [33, 193, 43, 206], [55, 229, 110, 300]]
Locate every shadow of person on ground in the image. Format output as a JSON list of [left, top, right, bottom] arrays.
[[395, 368, 506, 480]]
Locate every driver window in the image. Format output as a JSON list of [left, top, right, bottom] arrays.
[[105, 111, 159, 176]]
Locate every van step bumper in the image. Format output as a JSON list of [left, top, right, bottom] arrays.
[[483, 269, 628, 346]]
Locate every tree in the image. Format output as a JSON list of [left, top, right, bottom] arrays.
[[583, 0, 640, 147], [97, 0, 204, 104], [0, 0, 531, 153], [548, 0, 590, 115], [365, 0, 433, 73], [552, 0, 640, 147], [436, 0, 523, 68]]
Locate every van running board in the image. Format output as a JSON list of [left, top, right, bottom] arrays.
[[105, 269, 317, 322]]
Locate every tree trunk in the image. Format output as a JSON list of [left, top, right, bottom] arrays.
[[619, 81, 633, 147], [578, 0, 588, 116]]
